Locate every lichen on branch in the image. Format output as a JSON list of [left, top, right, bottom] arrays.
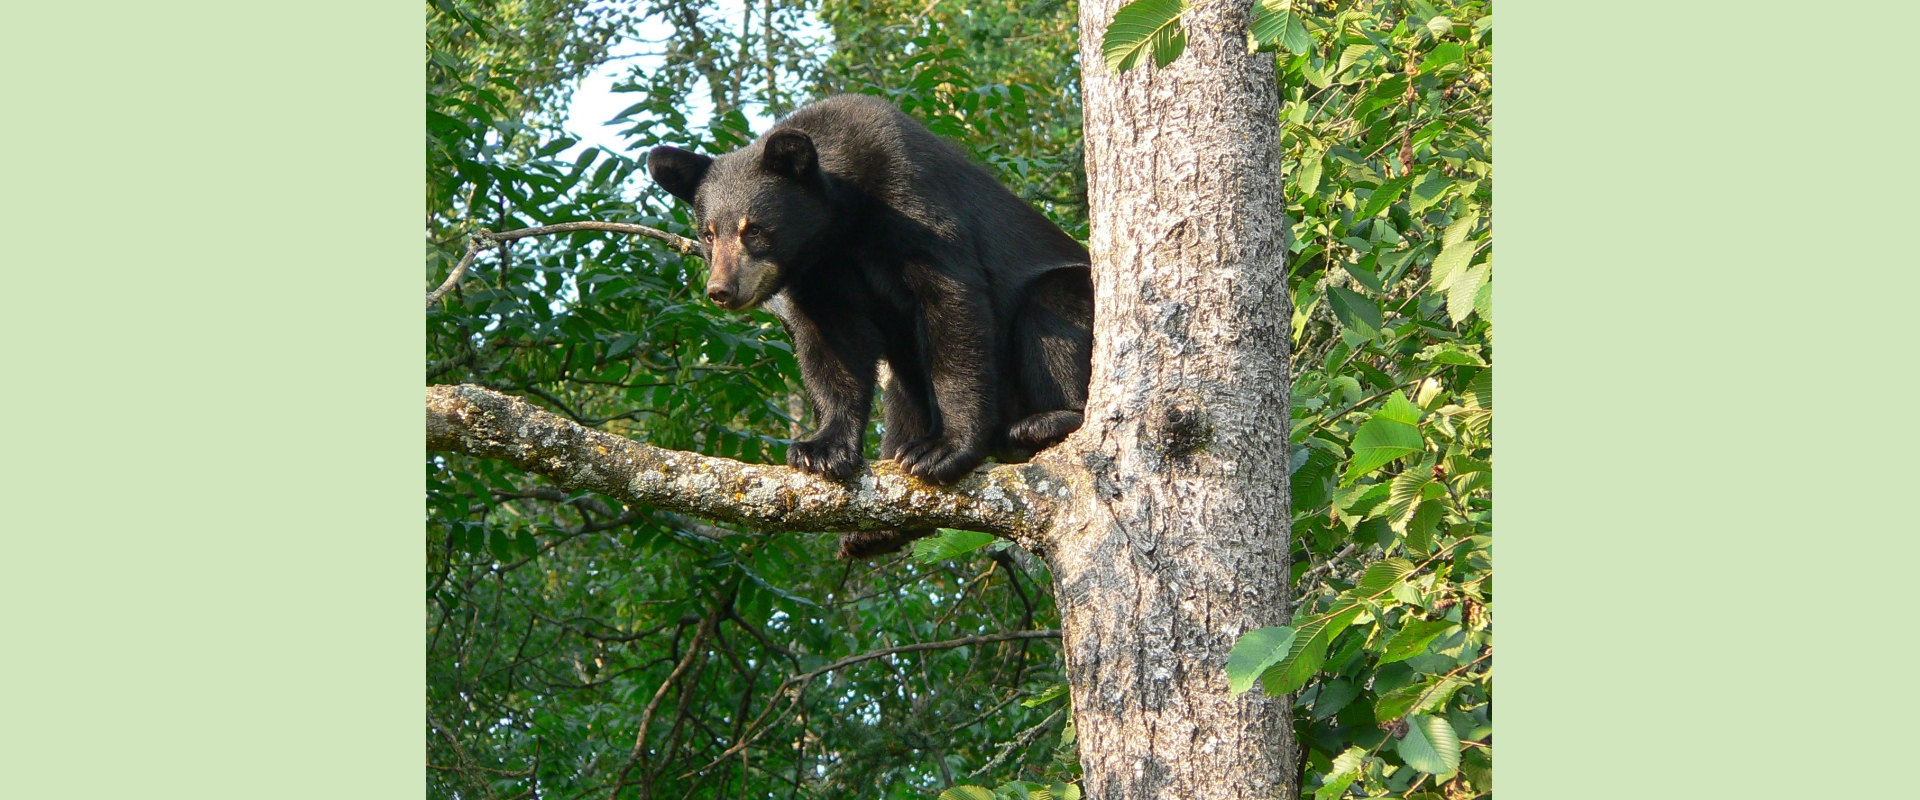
[[426, 384, 1065, 542]]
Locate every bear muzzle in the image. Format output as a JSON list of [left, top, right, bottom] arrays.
[[705, 257, 780, 311]]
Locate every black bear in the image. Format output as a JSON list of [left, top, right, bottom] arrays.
[[648, 95, 1091, 554]]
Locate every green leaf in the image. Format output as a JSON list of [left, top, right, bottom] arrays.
[[1326, 286, 1382, 337], [1251, 0, 1313, 55], [1260, 605, 1362, 695], [1415, 343, 1485, 366], [1462, 368, 1492, 409], [1395, 714, 1462, 774], [1103, 0, 1188, 72], [488, 528, 514, 561], [1335, 481, 1391, 516], [1448, 263, 1489, 324], [1355, 557, 1416, 597], [1391, 578, 1425, 606], [1345, 259, 1384, 293], [911, 529, 998, 563], [1377, 390, 1421, 425], [1401, 499, 1445, 558], [1419, 42, 1465, 73], [1441, 213, 1479, 249], [1385, 468, 1430, 526], [940, 787, 998, 800], [1425, 15, 1453, 38], [1227, 626, 1298, 695], [1311, 678, 1359, 719], [1357, 175, 1415, 219], [1409, 169, 1450, 213], [1023, 684, 1070, 707], [1343, 415, 1422, 484], [1375, 675, 1468, 720], [1379, 618, 1456, 665], [1429, 238, 1481, 292], [1313, 745, 1368, 799], [1330, 745, 1368, 778], [1296, 148, 1325, 194], [1338, 43, 1377, 75], [1292, 447, 1336, 509], [1313, 771, 1357, 800], [1000, 781, 1048, 800], [1301, 59, 1330, 89], [1049, 782, 1082, 800]]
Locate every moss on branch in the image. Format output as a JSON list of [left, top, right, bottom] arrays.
[[426, 384, 1063, 541]]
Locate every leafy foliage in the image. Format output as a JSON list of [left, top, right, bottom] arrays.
[[1228, 1, 1494, 796]]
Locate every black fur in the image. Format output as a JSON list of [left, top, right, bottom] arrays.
[[647, 94, 1092, 496]]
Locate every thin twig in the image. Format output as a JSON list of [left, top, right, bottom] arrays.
[[606, 605, 719, 800], [966, 706, 1066, 780], [425, 233, 487, 309], [1296, 375, 1430, 441], [427, 222, 706, 310], [785, 629, 1061, 688], [680, 630, 1063, 778], [944, 689, 1033, 734], [1297, 542, 1359, 588], [482, 221, 704, 254]]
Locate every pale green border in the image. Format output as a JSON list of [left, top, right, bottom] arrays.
[[2, 2, 420, 795], [1504, 1, 1919, 796]]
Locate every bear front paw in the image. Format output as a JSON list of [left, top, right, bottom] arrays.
[[894, 436, 984, 485], [788, 437, 864, 480]]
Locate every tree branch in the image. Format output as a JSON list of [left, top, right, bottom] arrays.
[[427, 384, 1065, 541], [787, 629, 1062, 687], [967, 706, 1066, 781], [426, 222, 707, 310]]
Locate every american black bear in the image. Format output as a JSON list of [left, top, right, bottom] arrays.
[[648, 95, 1092, 555]]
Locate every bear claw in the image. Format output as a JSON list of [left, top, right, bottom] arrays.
[[895, 435, 983, 485], [789, 437, 863, 480]]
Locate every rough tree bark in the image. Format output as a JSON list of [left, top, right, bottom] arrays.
[[425, 0, 1290, 795], [1053, 0, 1294, 796]]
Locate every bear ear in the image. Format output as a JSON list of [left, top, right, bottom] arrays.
[[759, 129, 817, 182], [648, 146, 712, 203]]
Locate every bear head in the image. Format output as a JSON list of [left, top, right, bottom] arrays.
[[647, 129, 834, 311]]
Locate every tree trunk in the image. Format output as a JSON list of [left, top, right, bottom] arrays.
[[1044, 0, 1294, 797]]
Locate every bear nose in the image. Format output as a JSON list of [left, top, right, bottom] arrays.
[[707, 285, 734, 306]]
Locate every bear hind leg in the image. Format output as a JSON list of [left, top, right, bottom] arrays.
[[1004, 266, 1093, 455], [1008, 409, 1083, 451]]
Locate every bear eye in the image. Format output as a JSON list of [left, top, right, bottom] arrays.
[[741, 222, 764, 239]]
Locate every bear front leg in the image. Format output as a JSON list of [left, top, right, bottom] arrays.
[[784, 310, 879, 481], [895, 280, 996, 485]]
